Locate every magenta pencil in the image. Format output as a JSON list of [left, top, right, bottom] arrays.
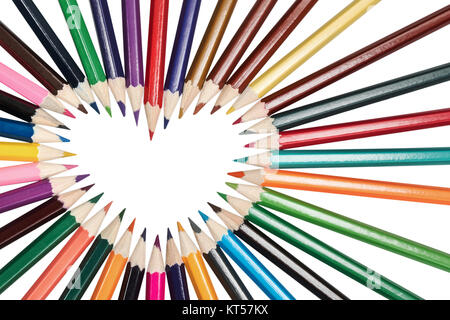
[[0, 162, 77, 187], [122, 0, 144, 124], [146, 235, 165, 300], [0, 62, 75, 118], [0, 174, 89, 214]]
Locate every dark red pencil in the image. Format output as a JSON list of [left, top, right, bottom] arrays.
[[247, 107, 450, 150], [238, 5, 450, 123], [193, 0, 277, 114], [144, 0, 169, 140]]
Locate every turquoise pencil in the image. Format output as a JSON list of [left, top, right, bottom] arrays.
[[199, 211, 294, 300]]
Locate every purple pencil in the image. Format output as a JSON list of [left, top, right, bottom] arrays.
[[122, 0, 144, 125], [0, 174, 89, 214]]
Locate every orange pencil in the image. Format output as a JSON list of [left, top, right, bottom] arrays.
[[177, 222, 217, 300], [229, 168, 450, 205], [22, 202, 111, 300], [91, 219, 136, 300]]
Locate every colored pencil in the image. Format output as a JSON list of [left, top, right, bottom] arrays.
[[245, 63, 450, 134], [0, 162, 77, 187], [239, 5, 450, 123], [0, 174, 89, 214], [0, 185, 93, 250], [163, 0, 202, 128], [59, 0, 111, 116], [229, 0, 381, 113], [23, 203, 110, 300], [0, 21, 85, 113], [60, 209, 125, 300], [235, 148, 450, 169], [12, 0, 98, 112], [177, 222, 217, 300], [247, 107, 450, 150], [0, 193, 103, 294], [231, 168, 450, 206], [0, 117, 70, 143], [193, 0, 277, 115], [189, 218, 253, 300], [0, 142, 75, 162], [122, 0, 144, 124], [90, 0, 127, 116], [165, 228, 190, 300], [0, 62, 75, 118], [146, 235, 165, 300], [0, 90, 68, 129], [118, 229, 146, 300], [144, 0, 169, 140], [199, 212, 294, 300], [227, 183, 450, 272], [220, 193, 422, 300], [91, 219, 136, 300], [179, 0, 238, 118], [213, 0, 318, 114], [209, 203, 348, 300]]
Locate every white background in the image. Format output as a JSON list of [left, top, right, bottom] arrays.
[[0, 0, 449, 300]]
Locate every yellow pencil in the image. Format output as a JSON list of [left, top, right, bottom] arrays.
[[229, 0, 381, 113], [0, 142, 75, 162]]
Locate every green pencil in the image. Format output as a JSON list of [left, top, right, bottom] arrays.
[[219, 192, 422, 300], [0, 193, 103, 294], [226, 183, 450, 273], [59, 209, 125, 300], [58, 0, 111, 116]]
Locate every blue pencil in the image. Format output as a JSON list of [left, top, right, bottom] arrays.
[[199, 211, 295, 300], [163, 0, 202, 129], [90, 0, 127, 116], [0, 117, 69, 143], [165, 228, 190, 300]]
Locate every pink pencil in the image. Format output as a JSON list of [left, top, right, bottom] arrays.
[[0, 62, 75, 118], [146, 235, 165, 300], [0, 162, 77, 187]]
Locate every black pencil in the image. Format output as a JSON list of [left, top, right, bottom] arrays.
[[209, 202, 349, 300], [0, 90, 68, 129], [188, 218, 253, 300], [243, 62, 450, 134], [12, 0, 98, 112], [118, 229, 147, 300]]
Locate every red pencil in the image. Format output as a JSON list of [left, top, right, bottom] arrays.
[[144, 0, 169, 141]]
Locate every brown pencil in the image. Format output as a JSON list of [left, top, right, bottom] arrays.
[[179, 0, 238, 118], [0, 21, 86, 113], [193, 0, 277, 115], [212, 0, 318, 114]]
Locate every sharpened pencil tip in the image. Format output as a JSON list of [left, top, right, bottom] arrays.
[[64, 109, 76, 118], [104, 201, 113, 212], [63, 151, 77, 158], [244, 142, 255, 148], [193, 104, 205, 115], [177, 222, 185, 232], [198, 211, 209, 222], [118, 209, 126, 220], [59, 135, 70, 143], [188, 218, 201, 233], [76, 174, 90, 182], [81, 183, 95, 192], [226, 182, 239, 190], [234, 157, 248, 164], [233, 117, 242, 125], [133, 111, 140, 125], [149, 130, 154, 141], [78, 104, 88, 114], [154, 235, 160, 248], [167, 228, 173, 240], [141, 228, 146, 240], [207, 202, 221, 214], [128, 218, 136, 232], [226, 107, 235, 115], [217, 192, 227, 201], [118, 101, 126, 116], [211, 106, 221, 115], [163, 117, 170, 129], [105, 106, 112, 117], [58, 124, 70, 130], [90, 102, 100, 114], [90, 193, 104, 203], [178, 109, 184, 119], [228, 171, 244, 178]]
